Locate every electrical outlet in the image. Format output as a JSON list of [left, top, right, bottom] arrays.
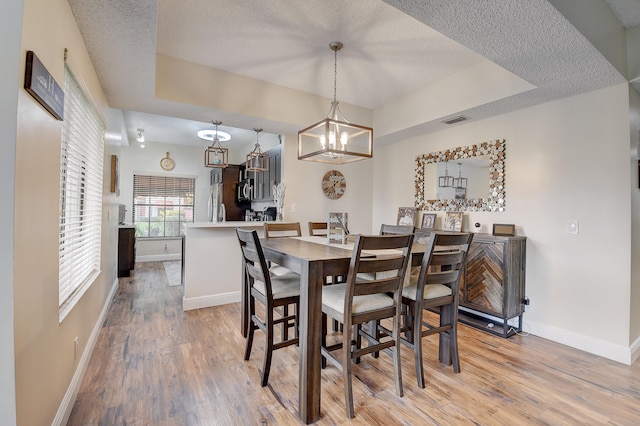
[[569, 220, 579, 235], [164, 244, 168, 252]]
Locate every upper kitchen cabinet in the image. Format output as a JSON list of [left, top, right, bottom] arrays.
[[252, 144, 282, 202]]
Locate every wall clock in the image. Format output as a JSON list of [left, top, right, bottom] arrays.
[[160, 152, 175, 171], [321, 169, 346, 199]]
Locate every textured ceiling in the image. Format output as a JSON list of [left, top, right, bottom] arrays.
[[68, 0, 639, 151]]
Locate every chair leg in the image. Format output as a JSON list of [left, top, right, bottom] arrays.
[[354, 324, 361, 364], [343, 324, 355, 418], [261, 307, 274, 387], [414, 307, 425, 389], [370, 320, 380, 358], [440, 304, 460, 372], [392, 313, 403, 397], [321, 313, 328, 369], [282, 304, 289, 341], [244, 297, 256, 361]]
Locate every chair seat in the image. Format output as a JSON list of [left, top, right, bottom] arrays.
[[402, 276, 452, 301], [322, 283, 394, 315], [254, 273, 300, 299], [269, 264, 295, 277]]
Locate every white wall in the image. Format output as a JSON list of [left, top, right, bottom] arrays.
[[372, 83, 634, 362], [1, 0, 22, 422]]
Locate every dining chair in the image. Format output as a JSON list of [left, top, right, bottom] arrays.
[[399, 231, 473, 388], [321, 233, 414, 418], [380, 223, 415, 235], [264, 222, 302, 276], [308, 221, 328, 236], [236, 228, 300, 387]]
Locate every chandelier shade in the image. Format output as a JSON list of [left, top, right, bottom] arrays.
[[246, 128, 269, 172], [204, 121, 229, 168], [298, 41, 373, 164]]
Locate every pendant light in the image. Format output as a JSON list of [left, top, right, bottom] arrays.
[[298, 41, 373, 164], [246, 128, 269, 172], [453, 162, 467, 188], [438, 161, 454, 187], [204, 120, 229, 168]]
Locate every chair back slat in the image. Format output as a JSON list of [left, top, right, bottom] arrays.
[[424, 270, 461, 286], [264, 222, 302, 238], [379, 224, 415, 235], [308, 221, 328, 236]]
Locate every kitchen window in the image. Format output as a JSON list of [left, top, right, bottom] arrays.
[[59, 64, 105, 320], [132, 175, 195, 238]]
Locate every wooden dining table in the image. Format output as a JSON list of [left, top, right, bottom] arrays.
[[240, 235, 425, 424]]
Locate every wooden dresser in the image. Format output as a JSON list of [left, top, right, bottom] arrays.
[[459, 233, 527, 337]]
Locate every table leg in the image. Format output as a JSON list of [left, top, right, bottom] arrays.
[[298, 261, 323, 423]]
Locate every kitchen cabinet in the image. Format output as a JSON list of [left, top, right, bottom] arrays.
[[459, 234, 526, 338], [251, 145, 282, 202], [118, 226, 136, 277]]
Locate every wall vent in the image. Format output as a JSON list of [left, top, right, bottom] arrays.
[[442, 115, 469, 125]]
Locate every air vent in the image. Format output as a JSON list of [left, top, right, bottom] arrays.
[[442, 115, 469, 125]]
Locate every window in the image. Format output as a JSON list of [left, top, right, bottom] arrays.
[[133, 175, 195, 238], [59, 65, 105, 319]]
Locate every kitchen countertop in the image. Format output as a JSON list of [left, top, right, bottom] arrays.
[[186, 221, 270, 229]]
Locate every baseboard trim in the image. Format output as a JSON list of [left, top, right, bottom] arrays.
[[52, 277, 118, 426], [136, 254, 181, 262], [183, 291, 240, 311], [525, 319, 633, 365]]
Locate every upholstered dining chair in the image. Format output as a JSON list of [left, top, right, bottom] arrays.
[[399, 231, 473, 388], [321, 233, 414, 418], [308, 221, 328, 236], [236, 228, 300, 387]]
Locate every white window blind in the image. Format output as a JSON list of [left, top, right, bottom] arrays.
[[133, 175, 195, 238], [59, 64, 105, 317]]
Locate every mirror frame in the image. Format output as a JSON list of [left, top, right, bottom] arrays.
[[414, 139, 506, 212]]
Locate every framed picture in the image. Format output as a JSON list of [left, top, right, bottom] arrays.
[[492, 223, 515, 236], [397, 207, 416, 227], [110, 155, 119, 195], [421, 213, 436, 230], [443, 212, 463, 232]]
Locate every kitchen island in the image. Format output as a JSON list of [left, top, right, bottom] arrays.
[[183, 221, 264, 311]]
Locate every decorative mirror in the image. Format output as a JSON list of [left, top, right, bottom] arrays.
[[414, 139, 506, 212]]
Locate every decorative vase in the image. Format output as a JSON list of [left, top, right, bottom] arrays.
[[276, 207, 283, 222]]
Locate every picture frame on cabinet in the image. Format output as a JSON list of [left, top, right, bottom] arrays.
[[397, 207, 416, 227], [492, 223, 516, 236], [421, 213, 436, 230], [443, 212, 463, 232]]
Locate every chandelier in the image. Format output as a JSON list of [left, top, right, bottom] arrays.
[[203, 120, 229, 168], [136, 128, 145, 149], [298, 41, 373, 164], [453, 162, 467, 188], [246, 128, 269, 172], [438, 161, 454, 187]]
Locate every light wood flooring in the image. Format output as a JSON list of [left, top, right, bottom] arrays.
[[68, 262, 640, 425]]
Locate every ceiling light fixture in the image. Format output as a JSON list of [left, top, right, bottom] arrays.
[[136, 128, 146, 148], [204, 120, 229, 168], [453, 162, 467, 188], [298, 41, 373, 164], [438, 161, 454, 187], [246, 128, 269, 172]]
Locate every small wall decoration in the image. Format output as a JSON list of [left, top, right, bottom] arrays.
[[397, 207, 416, 227], [421, 213, 436, 230], [492, 223, 516, 236], [443, 212, 463, 232], [24, 51, 64, 120], [322, 170, 346, 199], [110, 155, 119, 194]]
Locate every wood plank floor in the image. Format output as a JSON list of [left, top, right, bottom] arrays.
[[68, 261, 640, 425]]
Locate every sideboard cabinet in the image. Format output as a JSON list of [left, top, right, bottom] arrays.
[[118, 226, 136, 277], [459, 234, 527, 337]]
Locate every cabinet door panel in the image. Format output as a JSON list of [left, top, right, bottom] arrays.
[[464, 241, 505, 316]]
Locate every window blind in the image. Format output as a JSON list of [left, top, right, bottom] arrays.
[[132, 175, 195, 238], [59, 64, 105, 316]]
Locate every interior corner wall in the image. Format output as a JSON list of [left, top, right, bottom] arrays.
[[1, 0, 23, 423], [14, 0, 117, 424], [629, 85, 640, 354], [373, 83, 633, 363]]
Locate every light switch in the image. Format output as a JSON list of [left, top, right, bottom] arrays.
[[569, 220, 579, 235], [291, 202, 298, 213]]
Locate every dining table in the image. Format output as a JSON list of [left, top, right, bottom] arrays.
[[240, 235, 425, 424]]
